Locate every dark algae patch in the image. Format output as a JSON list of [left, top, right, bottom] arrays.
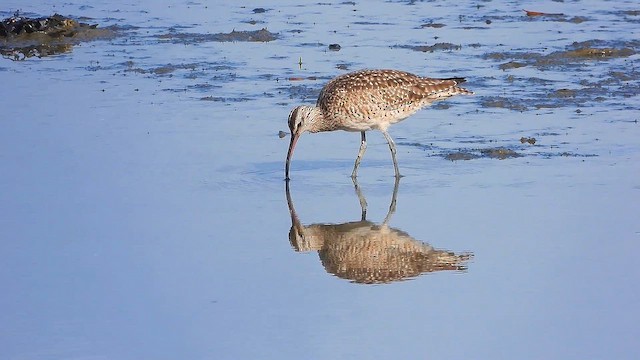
[[1, 13, 87, 37], [0, 13, 116, 60]]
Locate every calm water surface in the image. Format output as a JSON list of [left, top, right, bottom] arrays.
[[1, 1, 639, 359]]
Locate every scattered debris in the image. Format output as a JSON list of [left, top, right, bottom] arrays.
[[520, 137, 537, 145]]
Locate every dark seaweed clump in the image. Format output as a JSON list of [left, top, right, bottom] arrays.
[[0, 13, 88, 38], [1, 13, 116, 60]]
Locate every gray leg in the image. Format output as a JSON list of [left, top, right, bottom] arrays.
[[381, 130, 402, 178], [351, 131, 367, 178]]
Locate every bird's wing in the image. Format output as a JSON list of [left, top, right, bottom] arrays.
[[318, 70, 465, 116]]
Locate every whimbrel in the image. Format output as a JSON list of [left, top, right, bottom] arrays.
[[285, 69, 473, 179]]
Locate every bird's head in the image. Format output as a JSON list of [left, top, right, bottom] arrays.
[[285, 105, 320, 180], [287, 105, 318, 136]]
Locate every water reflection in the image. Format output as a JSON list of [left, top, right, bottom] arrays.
[[1, 43, 74, 60], [286, 179, 472, 284]]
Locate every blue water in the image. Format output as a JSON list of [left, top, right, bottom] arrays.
[[1, 1, 639, 359]]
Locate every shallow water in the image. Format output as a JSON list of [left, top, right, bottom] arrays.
[[1, 1, 639, 359]]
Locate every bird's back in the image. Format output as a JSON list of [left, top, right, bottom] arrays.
[[316, 69, 472, 132]]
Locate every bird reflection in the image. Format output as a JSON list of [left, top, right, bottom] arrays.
[[286, 179, 472, 284]]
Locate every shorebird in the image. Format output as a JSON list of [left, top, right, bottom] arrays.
[[285, 69, 473, 179]]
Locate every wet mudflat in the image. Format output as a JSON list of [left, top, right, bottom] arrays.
[[1, 1, 639, 359]]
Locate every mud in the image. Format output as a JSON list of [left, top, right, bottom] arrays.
[[157, 28, 278, 43], [397, 42, 462, 53]]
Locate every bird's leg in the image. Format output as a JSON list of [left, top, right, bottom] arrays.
[[351, 131, 367, 178], [381, 130, 402, 178]]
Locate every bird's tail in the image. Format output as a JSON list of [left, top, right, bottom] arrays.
[[443, 77, 474, 95]]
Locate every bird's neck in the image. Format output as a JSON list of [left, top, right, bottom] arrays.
[[307, 107, 332, 133]]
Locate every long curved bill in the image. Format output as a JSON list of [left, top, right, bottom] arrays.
[[285, 132, 300, 180]]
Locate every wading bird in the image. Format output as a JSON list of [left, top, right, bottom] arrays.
[[285, 69, 473, 179]]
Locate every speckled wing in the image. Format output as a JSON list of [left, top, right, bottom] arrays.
[[316, 69, 471, 130]]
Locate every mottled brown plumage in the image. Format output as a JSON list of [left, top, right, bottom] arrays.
[[285, 69, 473, 179]]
